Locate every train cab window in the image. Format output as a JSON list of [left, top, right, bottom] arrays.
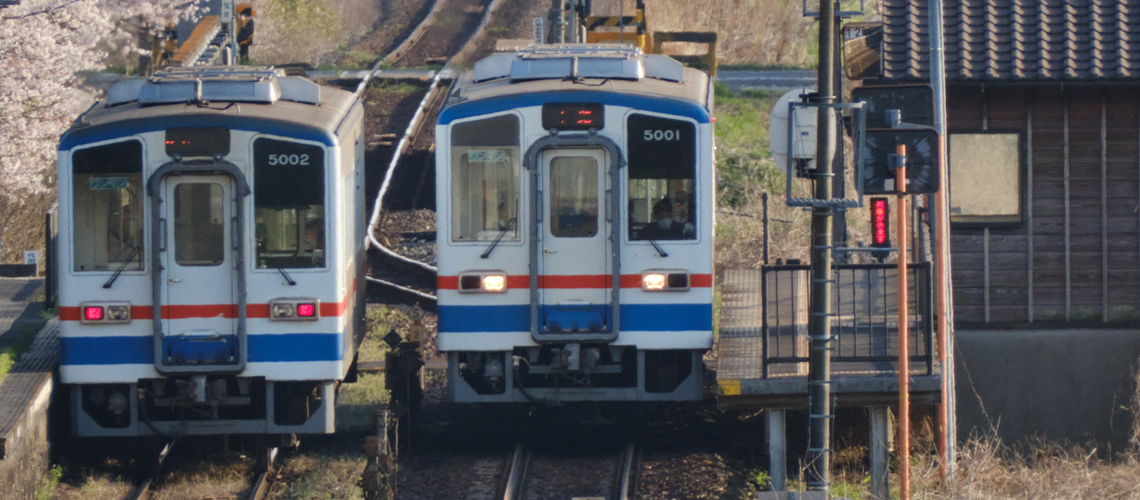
[[451, 115, 520, 242], [71, 141, 144, 272], [626, 114, 696, 241], [550, 157, 598, 237], [174, 183, 225, 266], [253, 138, 326, 268]]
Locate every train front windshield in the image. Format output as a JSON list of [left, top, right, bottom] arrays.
[[253, 138, 326, 268], [71, 140, 144, 272], [450, 115, 521, 241], [627, 114, 697, 241]]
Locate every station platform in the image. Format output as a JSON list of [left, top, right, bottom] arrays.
[[0, 278, 46, 352], [715, 269, 942, 409]]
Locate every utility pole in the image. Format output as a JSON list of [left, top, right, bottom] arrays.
[[807, 0, 837, 493]]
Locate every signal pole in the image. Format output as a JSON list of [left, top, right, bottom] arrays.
[[807, 0, 837, 493]]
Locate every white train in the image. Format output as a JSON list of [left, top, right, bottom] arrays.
[[435, 45, 715, 402], [56, 67, 366, 436]]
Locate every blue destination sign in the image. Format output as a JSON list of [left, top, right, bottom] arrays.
[[89, 177, 129, 190], [467, 149, 506, 162]]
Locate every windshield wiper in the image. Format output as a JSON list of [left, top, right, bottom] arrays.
[[103, 245, 141, 289], [647, 239, 668, 257], [481, 217, 517, 259], [276, 266, 296, 286]]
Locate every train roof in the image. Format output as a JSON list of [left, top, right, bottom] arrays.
[[61, 66, 360, 150], [440, 44, 713, 124]]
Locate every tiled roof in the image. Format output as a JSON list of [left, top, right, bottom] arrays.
[[882, 0, 1140, 82]]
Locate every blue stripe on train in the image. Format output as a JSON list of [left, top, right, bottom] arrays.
[[438, 303, 712, 332], [438, 91, 712, 125], [59, 115, 338, 151], [60, 333, 344, 366]]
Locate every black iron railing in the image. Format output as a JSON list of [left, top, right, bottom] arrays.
[[760, 262, 935, 377]]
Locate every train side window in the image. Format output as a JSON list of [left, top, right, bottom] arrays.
[[71, 140, 144, 272], [451, 115, 520, 242], [253, 138, 326, 269], [626, 114, 696, 241]]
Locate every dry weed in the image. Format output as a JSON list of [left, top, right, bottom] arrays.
[[905, 434, 1140, 499], [591, 0, 814, 65], [254, 0, 382, 66]]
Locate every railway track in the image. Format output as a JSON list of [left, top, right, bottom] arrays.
[[357, 0, 518, 310], [131, 442, 281, 500], [501, 442, 640, 500]]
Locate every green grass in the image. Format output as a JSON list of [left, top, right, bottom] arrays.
[[35, 465, 63, 500], [712, 81, 785, 209], [369, 79, 424, 94], [0, 325, 40, 385]]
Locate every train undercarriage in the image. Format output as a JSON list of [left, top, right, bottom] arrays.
[[448, 345, 705, 403], [71, 376, 336, 437]]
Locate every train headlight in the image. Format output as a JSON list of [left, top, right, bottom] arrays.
[[642, 273, 666, 290], [641, 270, 691, 292], [483, 275, 506, 292], [458, 271, 508, 293], [79, 301, 132, 324], [269, 298, 320, 321], [271, 303, 294, 318]]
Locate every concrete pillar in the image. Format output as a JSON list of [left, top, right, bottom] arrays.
[[768, 408, 787, 491], [869, 407, 892, 500]]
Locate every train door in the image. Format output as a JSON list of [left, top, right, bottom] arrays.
[[538, 148, 610, 333], [159, 175, 239, 368]]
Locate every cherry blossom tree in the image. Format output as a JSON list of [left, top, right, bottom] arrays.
[[0, 0, 202, 262]]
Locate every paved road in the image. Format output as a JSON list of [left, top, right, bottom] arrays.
[[715, 69, 817, 92]]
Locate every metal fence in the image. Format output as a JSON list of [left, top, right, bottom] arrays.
[[755, 262, 934, 378]]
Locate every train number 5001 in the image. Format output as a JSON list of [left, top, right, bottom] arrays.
[[643, 130, 681, 141]]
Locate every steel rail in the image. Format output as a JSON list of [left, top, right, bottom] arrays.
[[247, 447, 279, 500], [364, 0, 513, 289], [500, 443, 527, 500], [130, 440, 175, 500], [617, 442, 639, 500], [350, 0, 445, 97]]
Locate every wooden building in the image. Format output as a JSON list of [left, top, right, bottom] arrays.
[[875, 0, 1140, 447]]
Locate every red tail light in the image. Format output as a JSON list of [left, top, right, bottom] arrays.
[[84, 306, 104, 321], [297, 303, 316, 317]]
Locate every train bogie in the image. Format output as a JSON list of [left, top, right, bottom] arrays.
[[57, 67, 366, 436], [436, 45, 715, 403]]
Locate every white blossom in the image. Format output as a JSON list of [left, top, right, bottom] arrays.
[[1, 0, 204, 194]]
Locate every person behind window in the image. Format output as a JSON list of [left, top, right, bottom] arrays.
[[305, 219, 324, 266], [673, 194, 695, 239], [639, 197, 685, 240]]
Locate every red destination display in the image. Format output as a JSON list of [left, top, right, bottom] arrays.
[[542, 102, 605, 130], [870, 197, 890, 260]]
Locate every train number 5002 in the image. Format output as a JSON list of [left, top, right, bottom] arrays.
[[267, 154, 310, 166], [643, 130, 682, 141]]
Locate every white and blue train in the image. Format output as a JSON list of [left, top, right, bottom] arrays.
[[56, 67, 366, 436], [436, 45, 715, 402]]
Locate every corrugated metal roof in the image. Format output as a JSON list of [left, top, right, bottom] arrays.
[[882, 0, 1140, 82]]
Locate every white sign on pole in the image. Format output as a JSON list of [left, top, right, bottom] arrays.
[[221, 0, 235, 25], [533, 18, 545, 45], [24, 251, 38, 265]]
